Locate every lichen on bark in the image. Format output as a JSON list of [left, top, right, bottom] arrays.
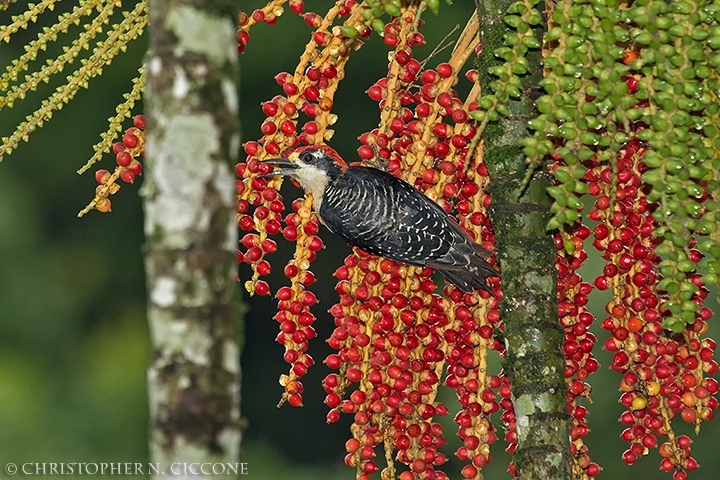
[[143, 0, 241, 477]]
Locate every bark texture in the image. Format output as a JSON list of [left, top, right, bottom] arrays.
[[143, 0, 241, 478], [475, 1, 573, 479]]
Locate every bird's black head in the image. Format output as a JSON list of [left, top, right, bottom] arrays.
[[259, 145, 348, 199], [291, 145, 348, 181]]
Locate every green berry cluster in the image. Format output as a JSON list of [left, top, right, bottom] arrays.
[[526, 0, 634, 230], [519, 0, 719, 331], [625, 0, 720, 329]]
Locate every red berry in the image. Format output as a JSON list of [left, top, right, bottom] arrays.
[[461, 465, 477, 479], [452, 109, 468, 123], [122, 133, 139, 148], [287, 393, 303, 407], [437, 92, 453, 108], [283, 82, 298, 96], [313, 31, 329, 45], [95, 169, 111, 184], [420, 70, 438, 84], [289, 0, 304, 14], [252, 9, 265, 22], [437, 62, 453, 78], [366, 84, 384, 102], [262, 102, 278, 116], [305, 66, 321, 81], [243, 141, 259, 155], [395, 50, 411, 65], [132, 114, 147, 129], [261, 121, 277, 135], [322, 65, 337, 78], [384, 33, 399, 47], [681, 408, 696, 423], [128, 160, 143, 175], [302, 12, 320, 27], [627, 76, 639, 93], [280, 120, 296, 135], [116, 151, 132, 167], [304, 86, 320, 101], [254, 280, 270, 296], [120, 170, 135, 183]]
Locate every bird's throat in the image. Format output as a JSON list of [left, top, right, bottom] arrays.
[[292, 163, 330, 214]]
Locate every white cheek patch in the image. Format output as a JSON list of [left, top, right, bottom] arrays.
[[293, 164, 329, 204]]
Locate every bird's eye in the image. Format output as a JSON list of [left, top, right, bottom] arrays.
[[300, 152, 314, 163]]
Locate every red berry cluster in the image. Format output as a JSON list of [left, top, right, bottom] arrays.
[[360, 15, 483, 185], [324, 253, 503, 480], [236, 2, 375, 406], [326, 253, 453, 479], [237, 150, 321, 406], [581, 136, 717, 478], [554, 223, 601, 478], [84, 114, 145, 215], [443, 298, 505, 480], [317, 13, 512, 479], [237, 0, 309, 53], [237, 0, 365, 54]]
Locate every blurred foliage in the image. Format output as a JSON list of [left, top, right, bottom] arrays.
[[0, 0, 718, 479]]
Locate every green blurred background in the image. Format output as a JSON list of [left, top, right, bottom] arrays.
[[0, 1, 718, 478]]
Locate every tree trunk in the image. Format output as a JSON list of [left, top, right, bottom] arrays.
[[143, 0, 241, 478], [475, 1, 573, 479]]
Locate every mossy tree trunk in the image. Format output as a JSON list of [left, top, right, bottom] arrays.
[[143, 0, 242, 478], [475, 1, 573, 479]]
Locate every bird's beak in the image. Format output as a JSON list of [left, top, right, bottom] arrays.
[[258, 157, 299, 178]]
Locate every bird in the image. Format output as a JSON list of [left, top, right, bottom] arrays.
[[259, 145, 497, 293]]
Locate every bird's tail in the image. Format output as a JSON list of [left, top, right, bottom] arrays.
[[436, 243, 498, 294], [430, 217, 499, 293]]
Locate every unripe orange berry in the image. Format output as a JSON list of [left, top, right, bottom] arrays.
[[96, 198, 112, 213]]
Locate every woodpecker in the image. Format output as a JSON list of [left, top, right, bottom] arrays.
[[260, 145, 497, 293]]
